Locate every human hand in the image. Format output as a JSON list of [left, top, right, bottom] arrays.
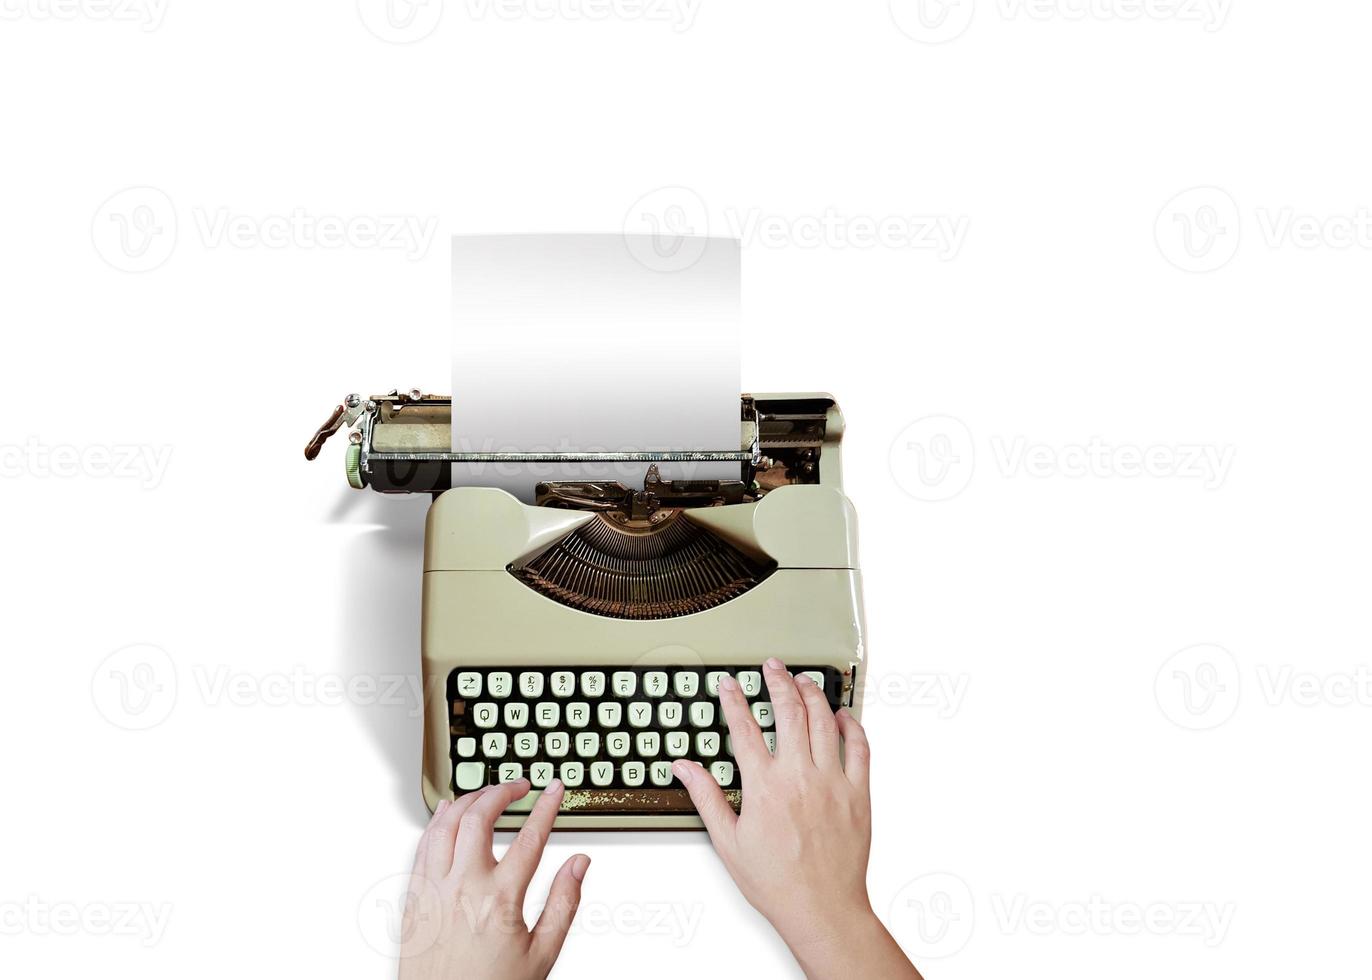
[[672, 658, 920, 980], [398, 779, 589, 980]]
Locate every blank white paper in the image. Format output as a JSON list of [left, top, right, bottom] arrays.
[[450, 234, 742, 501]]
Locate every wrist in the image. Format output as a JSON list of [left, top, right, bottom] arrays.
[[775, 902, 886, 977]]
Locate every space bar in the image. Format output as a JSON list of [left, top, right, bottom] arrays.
[[504, 787, 742, 814]]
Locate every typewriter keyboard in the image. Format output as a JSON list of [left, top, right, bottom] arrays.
[[447, 666, 845, 814]]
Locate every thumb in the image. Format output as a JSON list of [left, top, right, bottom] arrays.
[[673, 760, 738, 846], [531, 853, 589, 968]]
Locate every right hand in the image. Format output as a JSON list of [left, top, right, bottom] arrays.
[[672, 658, 920, 979]]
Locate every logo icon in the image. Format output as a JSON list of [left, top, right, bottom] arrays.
[[889, 416, 975, 502], [91, 644, 178, 730], [623, 186, 710, 272], [1155, 644, 1241, 730], [357, 0, 443, 43], [888, 872, 975, 958], [358, 872, 446, 958], [91, 187, 177, 273], [1155, 187, 1241, 273], [890, 0, 976, 44]]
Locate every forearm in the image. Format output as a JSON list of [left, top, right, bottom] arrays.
[[778, 907, 922, 980]]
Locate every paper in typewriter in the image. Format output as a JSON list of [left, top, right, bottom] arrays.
[[451, 234, 741, 501]]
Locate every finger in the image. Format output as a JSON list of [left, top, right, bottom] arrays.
[[673, 759, 738, 848], [794, 673, 841, 770], [412, 799, 447, 874], [717, 672, 768, 773], [763, 658, 811, 764], [531, 853, 590, 969], [452, 779, 532, 873], [498, 779, 564, 897], [835, 708, 870, 796], [422, 788, 492, 880]]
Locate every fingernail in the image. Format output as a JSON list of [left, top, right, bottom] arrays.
[[720, 673, 739, 692], [571, 854, 591, 881], [766, 657, 785, 670], [836, 706, 852, 718], [548, 778, 564, 794], [794, 672, 814, 686], [671, 760, 693, 783], [435, 799, 450, 815]]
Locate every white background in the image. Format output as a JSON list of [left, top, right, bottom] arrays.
[[2, 2, 1370, 978]]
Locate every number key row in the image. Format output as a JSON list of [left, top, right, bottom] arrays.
[[456, 669, 787, 700]]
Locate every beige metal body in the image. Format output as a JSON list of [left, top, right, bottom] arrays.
[[420, 486, 866, 828], [418, 393, 864, 830]]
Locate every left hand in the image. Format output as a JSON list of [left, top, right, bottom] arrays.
[[398, 779, 589, 980]]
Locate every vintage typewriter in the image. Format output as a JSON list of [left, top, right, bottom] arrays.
[[307, 391, 866, 829]]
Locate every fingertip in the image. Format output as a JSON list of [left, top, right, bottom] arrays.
[[531, 778, 564, 811], [671, 760, 689, 784], [570, 854, 590, 882], [765, 657, 785, 671]]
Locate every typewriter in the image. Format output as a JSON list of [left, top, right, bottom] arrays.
[[307, 391, 866, 829]]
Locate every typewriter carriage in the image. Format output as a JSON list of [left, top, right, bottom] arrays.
[[306, 392, 845, 500]]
